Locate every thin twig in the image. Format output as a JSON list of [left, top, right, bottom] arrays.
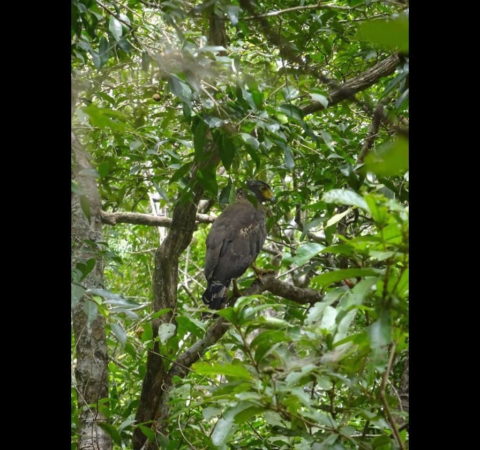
[[380, 343, 405, 450], [243, 3, 353, 20]]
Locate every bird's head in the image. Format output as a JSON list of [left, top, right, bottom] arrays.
[[245, 180, 275, 203]]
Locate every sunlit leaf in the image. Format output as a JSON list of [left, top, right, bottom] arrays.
[[109, 16, 123, 41], [356, 14, 409, 53], [323, 189, 369, 211], [312, 269, 380, 287], [192, 362, 252, 380], [365, 136, 409, 176], [158, 323, 176, 343]]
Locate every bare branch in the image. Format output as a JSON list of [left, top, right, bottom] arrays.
[[380, 343, 405, 450], [243, 3, 352, 20], [101, 210, 215, 227], [260, 274, 324, 304], [239, 0, 403, 116], [357, 101, 385, 164], [302, 54, 402, 115]]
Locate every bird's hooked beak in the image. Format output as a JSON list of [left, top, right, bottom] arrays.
[[262, 187, 275, 202]]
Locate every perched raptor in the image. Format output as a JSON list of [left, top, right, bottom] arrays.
[[202, 180, 275, 309]]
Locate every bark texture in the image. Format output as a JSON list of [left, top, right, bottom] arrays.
[[72, 132, 112, 450], [100, 210, 215, 227], [302, 54, 402, 115]]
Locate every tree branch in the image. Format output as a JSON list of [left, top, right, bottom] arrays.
[[380, 343, 405, 450], [142, 273, 323, 443], [357, 101, 385, 164], [239, 0, 403, 115], [243, 3, 352, 20], [259, 274, 324, 304], [302, 54, 402, 115], [100, 210, 215, 227], [72, 132, 112, 450]]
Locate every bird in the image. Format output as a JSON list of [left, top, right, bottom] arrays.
[[202, 180, 275, 309]]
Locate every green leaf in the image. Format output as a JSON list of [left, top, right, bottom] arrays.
[[364, 194, 388, 224], [203, 406, 222, 421], [170, 162, 192, 183], [235, 406, 266, 424], [240, 133, 259, 150], [278, 104, 304, 122], [365, 136, 409, 177], [312, 268, 380, 287], [218, 132, 235, 170], [76, 258, 96, 279], [369, 312, 391, 349], [83, 104, 128, 131], [138, 424, 156, 442], [168, 74, 192, 104], [334, 309, 358, 343], [176, 315, 204, 338], [197, 167, 218, 197], [215, 307, 237, 323], [109, 16, 123, 41], [356, 14, 409, 53], [320, 306, 337, 331], [193, 119, 208, 161], [340, 277, 377, 309], [198, 45, 227, 54], [111, 322, 127, 347], [251, 330, 288, 362], [192, 362, 252, 380], [285, 364, 316, 386], [325, 207, 352, 228], [322, 189, 369, 211], [320, 130, 335, 151], [289, 242, 325, 266], [118, 415, 136, 431], [98, 423, 122, 445], [283, 145, 295, 170], [211, 417, 234, 446], [305, 302, 328, 325], [310, 93, 329, 108], [372, 435, 394, 449], [71, 283, 85, 308]]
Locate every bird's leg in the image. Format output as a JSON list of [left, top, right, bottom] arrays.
[[251, 263, 276, 278]]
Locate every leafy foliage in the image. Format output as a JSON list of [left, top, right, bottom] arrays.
[[72, 0, 409, 449]]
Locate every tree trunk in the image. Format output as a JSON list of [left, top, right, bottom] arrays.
[[72, 131, 112, 450]]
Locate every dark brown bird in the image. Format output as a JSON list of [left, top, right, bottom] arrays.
[[202, 180, 275, 309]]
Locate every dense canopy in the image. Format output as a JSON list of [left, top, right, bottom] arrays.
[[72, 1, 409, 449]]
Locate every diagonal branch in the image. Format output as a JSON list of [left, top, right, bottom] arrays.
[[239, 0, 403, 116], [357, 101, 385, 164], [144, 273, 324, 441], [302, 54, 402, 115]]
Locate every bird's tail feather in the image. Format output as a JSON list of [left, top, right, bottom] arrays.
[[202, 280, 230, 309]]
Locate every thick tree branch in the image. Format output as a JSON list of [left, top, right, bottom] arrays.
[[302, 54, 402, 115], [239, 0, 333, 86], [239, 0, 402, 117], [259, 274, 324, 304], [100, 210, 215, 227]]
